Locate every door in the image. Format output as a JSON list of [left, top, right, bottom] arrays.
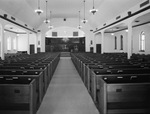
[[30, 45, 35, 54], [96, 44, 101, 53]]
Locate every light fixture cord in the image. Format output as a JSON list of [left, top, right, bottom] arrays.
[[50, 11, 52, 26], [93, 0, 95, 9], [46, 0, 48, 20], [38, 0, 40, 9], [79, 11, 80, 26], [84, 0, 85, 20]]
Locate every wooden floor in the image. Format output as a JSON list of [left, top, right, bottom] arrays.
[[37, 57, 99, 114]]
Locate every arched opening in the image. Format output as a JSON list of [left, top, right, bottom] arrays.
[[45, 26, 85, 52]]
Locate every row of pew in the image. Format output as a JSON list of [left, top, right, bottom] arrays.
[[0, 52, 60, 114], [71, 52, 150, 114]]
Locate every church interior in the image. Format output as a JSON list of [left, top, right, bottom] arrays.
[[0, 0, 150, 114]]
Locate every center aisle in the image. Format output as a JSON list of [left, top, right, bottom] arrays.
[[37, 57, 99, 114]]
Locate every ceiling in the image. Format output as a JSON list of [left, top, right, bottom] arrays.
[[105, 12, 150, 33], [5, 25, 26, 33], [0, 0, 146, 31]]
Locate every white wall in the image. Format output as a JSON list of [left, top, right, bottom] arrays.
[[0, 25, 1, 57], [104, 31, 128, 53], [29, 33, 36, 44], [104, 33, 115, 52], [95, 33, 102, 44], [38, 18, 94, 52], [18, 34, 28, 51], [101, 24, 150, 55], [93, 33, 102, 53], [4, 31, 18, 53], [132, 24, 150, 54], [37, 33, 41, 48], [46, 26, 85, 37], [79, 22, 94, 52], [3, 32, 37, 54]]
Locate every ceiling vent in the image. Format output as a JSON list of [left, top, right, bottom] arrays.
[[116, 16, 121, 20], [103, 23, 106, 26], [140, 0, 149, 8], [52, 32, 57, 36], [135, 20, 140, 23], [11, 16, 16, 21], [73, 31, 78, 36], [128, 11, 132, 16], [3, 14, 7, 18]]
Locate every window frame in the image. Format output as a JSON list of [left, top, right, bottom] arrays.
[[114, 36, 117, 50], [120, 35, 123, 50], [139, 31, 145, 52]]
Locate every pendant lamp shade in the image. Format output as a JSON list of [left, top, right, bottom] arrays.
[[90, 0, 98, 15], [82, 0, 88, 24], [44, 0, 50, 24], [35, 0, 43, 15]]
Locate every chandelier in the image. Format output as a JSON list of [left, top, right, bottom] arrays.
[[77, 11, 82, 29], [81, 0, 88, 24], [62, 38, 69, 42], [44, 0, 50, 24], [90, 0, 98, 15], [35, 0, 43, 15]]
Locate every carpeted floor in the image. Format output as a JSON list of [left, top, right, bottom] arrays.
[[37, 57, 99, 114]]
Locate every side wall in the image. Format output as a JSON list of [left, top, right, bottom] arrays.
[[102, 24, 150, 54]]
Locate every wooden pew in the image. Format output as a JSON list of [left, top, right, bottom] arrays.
[[90, 68, 150, 103], [97, 75, 150, 114], [0, 70, 43, 109], [0, 66, 48, 94], [0, 78, 37, 114]]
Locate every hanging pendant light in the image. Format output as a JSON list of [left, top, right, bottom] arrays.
[[82, 0, 88, 24], [35, 0, 43, 15], [77, 11, 82, 29], [48, 11, 54, 29], [90, 0, 98, 15], [44, 0, 50, 24]]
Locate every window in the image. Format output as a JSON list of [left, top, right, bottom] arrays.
[[52, 32, 57, 36], [120, 35, 123, 50], [73, 32, 78, 36], [114, 36, 117, 50], [139, 31, 145, 52], [7, 37, 11, 51]]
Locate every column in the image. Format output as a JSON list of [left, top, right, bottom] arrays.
[[41, 33, 45, 52], [101, 31, 105, 54], [16, 34, 19, 52], [27, 32, 30, 54], [93, 34, 96, 53], [0, 24, 4, 60], [127, 22, 133, 59], [35, 33, 38, 54]]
